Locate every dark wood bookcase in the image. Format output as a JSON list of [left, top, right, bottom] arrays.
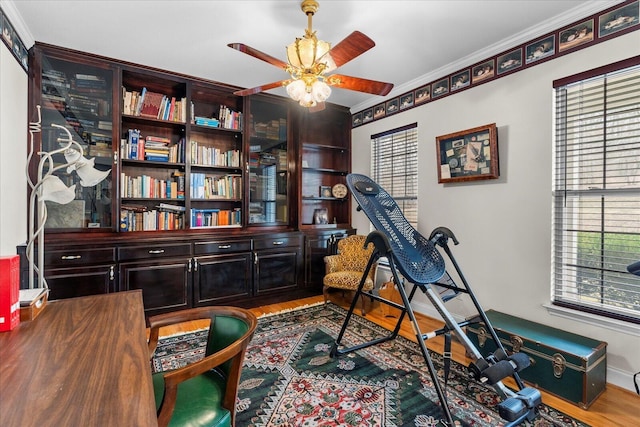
[[26, 42, 352, 314]]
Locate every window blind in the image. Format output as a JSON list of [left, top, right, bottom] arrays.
[[371, 123, 418, 227], [552, 59, 640, 323]]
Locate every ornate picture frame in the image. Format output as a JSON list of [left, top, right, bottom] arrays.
[[436, 123, 499, 183]]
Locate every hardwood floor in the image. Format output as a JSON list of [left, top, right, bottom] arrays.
[[156, 295, 640, 427]]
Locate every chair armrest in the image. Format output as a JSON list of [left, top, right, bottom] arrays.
[[147, 308, 207, 358], [324, 254, 342, 274]]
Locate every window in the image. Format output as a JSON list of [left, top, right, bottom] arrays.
[[552, 58, 640, 324], [371, 123, 418, 227]]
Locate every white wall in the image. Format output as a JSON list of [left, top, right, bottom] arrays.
[[0, 41, 28, 256], [352, 31, 640, 392]]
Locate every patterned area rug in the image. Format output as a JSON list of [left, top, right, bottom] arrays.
[[152, 303, 589, 427]]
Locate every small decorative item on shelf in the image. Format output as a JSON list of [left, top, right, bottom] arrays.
[[320, 185, 332, 197], [313, 208, 329, 224], [331, 183, 348, 198]]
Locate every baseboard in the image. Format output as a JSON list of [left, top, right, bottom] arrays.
[[606, 365, 638, 394]]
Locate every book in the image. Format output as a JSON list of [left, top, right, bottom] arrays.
[[139, 91, 165, 118], [135, 87, 147, 116]]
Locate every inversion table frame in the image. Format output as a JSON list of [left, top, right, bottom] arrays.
[[330, 174, 541, 426]]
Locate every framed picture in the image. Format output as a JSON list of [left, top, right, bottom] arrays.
[[451, 69, 470, 91], [352, 112, 362, 127], [497, 49, 522, 75], [599, 1, 639, 38], [386, 98, 399, 115], [400, 93, 414, 110], [432, 78, 449, 98], [319, 185, 332, 198], [415, 85, 430, 104], [313, 208, 329, 225], [436, 123, 499, 183], [559, 19, 594, 52], [472, 60, 494, 83], [362, 108, 373, 123], [526, 35, 555, 64], [374, 103, 386, 119]]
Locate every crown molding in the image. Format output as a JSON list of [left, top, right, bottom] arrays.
[[351, 0, 625, 113], [1, 0, 35, 48]]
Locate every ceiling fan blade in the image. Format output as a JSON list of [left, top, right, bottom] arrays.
[[323, 31, 375, 69], [327, 74, 393, 96], [233, 80, 290, 97], [227, 43, 289, 70]]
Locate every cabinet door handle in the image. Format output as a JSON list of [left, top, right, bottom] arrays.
[[193, 259, 198, 271], [218, 244, 231, 249], [61, 255, 81, 260], [148, 249, 165, 254], [254, 252, 258, 265], [272, 241, 284, 246], [188, 259, 192, 273], [109, 265, 114, 281]]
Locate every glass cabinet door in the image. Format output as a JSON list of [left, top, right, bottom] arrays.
[[36, 51, 114, 230], [247, 97, 289, 225]]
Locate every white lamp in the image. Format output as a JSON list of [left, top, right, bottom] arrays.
[[25, 106, 111, 289]]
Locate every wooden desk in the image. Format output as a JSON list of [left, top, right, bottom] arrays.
[[0, 291, 157, 427]]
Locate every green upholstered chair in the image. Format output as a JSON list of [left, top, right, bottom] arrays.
[[147, 306, 258, 427], [323, 234, 377, 315]]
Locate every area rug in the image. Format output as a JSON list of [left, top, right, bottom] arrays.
[[152, 303, 589, 427]]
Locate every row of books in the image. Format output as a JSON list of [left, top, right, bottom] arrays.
[[190, 173, 242, 200], [122, 87, 187, 122], [253, 118, 287, 140], [190, 141, 240, 167], [120, 206, 185, 232], [42, 70, 109, 109], [120, 172, 185, 199], [191, 208, 242, 228], [191, 104, 242, 130], [122, 129, 186, 163]]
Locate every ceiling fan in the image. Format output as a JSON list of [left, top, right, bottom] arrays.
[[228, 0, 393, 110]]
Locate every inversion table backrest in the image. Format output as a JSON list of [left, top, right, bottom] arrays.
[[346, 173, 445, 285]]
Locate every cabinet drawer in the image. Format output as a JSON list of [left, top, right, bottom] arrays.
[[254, 236, 300, 250], [45, 247, 116, 267], [118, 243, 191, 261], [194, 239, 252, 255]]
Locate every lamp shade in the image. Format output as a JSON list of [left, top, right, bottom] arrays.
[[286, 79, 306, 101], [40, 175, 76, 204], [311, 80, 331, 103], [75, 162, 111, 187], [287, 36, 330, 70]]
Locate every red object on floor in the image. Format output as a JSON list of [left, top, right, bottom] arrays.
[[0, 255, 20, 331]]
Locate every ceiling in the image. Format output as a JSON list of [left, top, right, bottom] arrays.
[[7, 0, 622, 111]]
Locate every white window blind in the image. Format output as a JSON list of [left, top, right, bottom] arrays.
[[552, 58, 640, 323], [371, 123, 418, 227]]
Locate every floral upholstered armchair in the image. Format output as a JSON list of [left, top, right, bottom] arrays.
[[323, 234, 377, 315]]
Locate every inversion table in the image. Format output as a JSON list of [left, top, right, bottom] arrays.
[[330, 173, 541, 426]]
